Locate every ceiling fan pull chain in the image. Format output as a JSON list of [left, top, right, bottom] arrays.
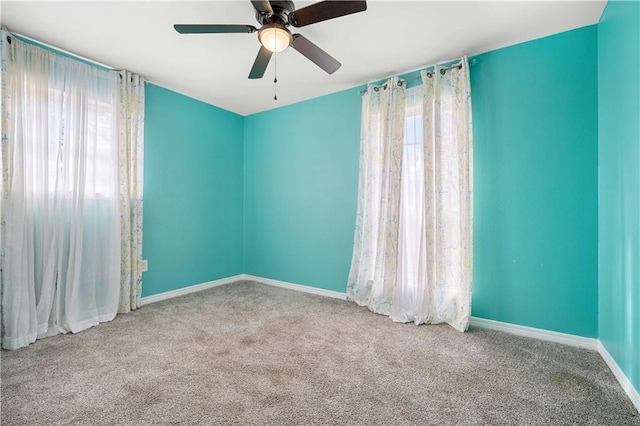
[[273, 49, 278, 101]]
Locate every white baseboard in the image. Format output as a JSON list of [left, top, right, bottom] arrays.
[[242, 274, 348, 300], [140, 273, 638, 413], [469, 317, 599, 351], [470, 317, 638, 413], [597, 341, 640, 413], [140, 274, 242, 306]]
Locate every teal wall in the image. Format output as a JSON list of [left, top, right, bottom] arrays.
[[243, 27, 599, 338], [142, 84, 244, 296], [470, 26, 599, 337], [243, 89, 362, 292], [598, 0, 640, 392]]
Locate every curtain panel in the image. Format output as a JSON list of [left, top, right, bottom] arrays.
[[0, 32, 145, 349], [117, 71, 145, 314], [347, 77, 406, 315], [347, 59, 473, 332]]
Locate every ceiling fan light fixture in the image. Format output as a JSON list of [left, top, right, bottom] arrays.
[[258, 24, 292, 53]]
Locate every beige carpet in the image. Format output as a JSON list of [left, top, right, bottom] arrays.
[[2, 280, 638, 425]]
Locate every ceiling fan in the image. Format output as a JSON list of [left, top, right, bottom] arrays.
[[174, 1, 367, 79]]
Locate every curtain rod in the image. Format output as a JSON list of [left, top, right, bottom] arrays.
[[4, 30, 114, 70], [4, 30, 150, 84], [359, 58, 477, 95]]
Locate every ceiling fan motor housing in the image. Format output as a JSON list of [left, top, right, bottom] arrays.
[[255, 0, 295, 26]]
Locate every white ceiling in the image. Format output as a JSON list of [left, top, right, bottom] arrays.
[[2, 1, 606, 116]]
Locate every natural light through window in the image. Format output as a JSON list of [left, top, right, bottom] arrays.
[[400, 88, 424, 298], [45, 86, 117, 198]]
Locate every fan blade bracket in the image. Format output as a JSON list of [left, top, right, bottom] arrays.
[[174, 24, 258, 34], [289, 1, 367, 27]]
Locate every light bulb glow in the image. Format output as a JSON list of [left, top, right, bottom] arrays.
[[258, 25, 291, 53]]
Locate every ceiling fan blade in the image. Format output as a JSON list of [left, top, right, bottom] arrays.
[[289, 1, 367, 27], [174, 24, 257, 34], [251, 0, 273, 14], [249, 46, 273, 79], [291, 34, 341, 74]]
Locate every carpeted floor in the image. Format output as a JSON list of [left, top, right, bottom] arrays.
[[1, 280, 638, 425]]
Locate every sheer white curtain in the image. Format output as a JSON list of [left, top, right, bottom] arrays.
[[347, 59, 473, 332], [0, 33, 142, 349], [347, 77, 406, 315]]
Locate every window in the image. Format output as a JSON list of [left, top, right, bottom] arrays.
[[44, 75, 118, 199]]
